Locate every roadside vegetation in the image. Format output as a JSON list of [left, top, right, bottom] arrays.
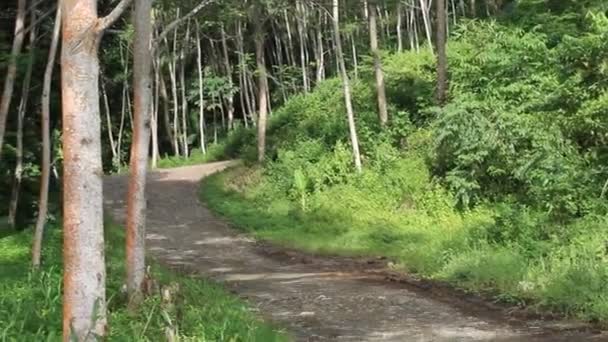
[[201, 3, 608, 324], [0, 224, 285, 341]]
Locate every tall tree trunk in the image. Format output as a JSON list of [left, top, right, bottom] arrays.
[[254, 11, 268, 162], [350, 33, 359, 80], [221, 24, 235, 130], [412, 5, 420, 52], [165, 20, 181, 156], [436, 0, 448, 105], [195, 23, 206, 153], [168, 54, 180, 156], [126, 0, 152, 309], [396, 2, 403, 52], [283, 10, 296, 67], [179, 19, 190, 157], [470, 0, 477, 17], [332, 0, 362, 173], [33, 0, 61, 269], [151, 60, 160, 167], [9, 6, 36, 228], [315, 10, 326, 84], [101, 80, 117, 162], [419, 0, 434, 53], [0, 0, 27, 158], [296, 1, 309, 92], [61, 0, 131, 339], [159, 72, 177, 155], [368, 0, 388, 126]]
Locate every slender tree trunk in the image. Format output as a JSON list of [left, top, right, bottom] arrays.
[[368, 0, 388, 126], [246, 70, 258, 123], [168, 51, 180, 156], [195, 23, 206, 153], [0, 0, 27, 158], [412, 5, 420, 52], [350, 33, 359, 80], [470, 0, 477, 17], [436, 0, 448, 105], [61, 0, 131, 339], [296, 1, 309, 92], [396, 2, 403, 52], [419, 0, 434, 53], [333, 0, 362, 173], [159, 72, 177, 155], [9, 7, 36, 228], [254, 11, 268, 162], [101, 80, 117, 162], [315, 10, 326, 84], [126, 0, 152, 309], [151, 59, 160, 167], [33, 0, 61, 269], [220, 24, 235, 130], [116, 85, 128, 170], [179, 19, 190, 157], [283, 10, 296, 67]]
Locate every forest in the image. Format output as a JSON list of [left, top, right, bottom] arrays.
[[1, 0, 608, 340]]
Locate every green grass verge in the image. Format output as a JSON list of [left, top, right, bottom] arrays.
[[201, 166, 608, 325], [0, 223, 286, 341]]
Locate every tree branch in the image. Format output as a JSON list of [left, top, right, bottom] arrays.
[[154, 0, 216, 47], [98, 0, 133, 32]]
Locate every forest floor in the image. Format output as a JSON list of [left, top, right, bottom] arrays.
[[104, 162, 606, 341]]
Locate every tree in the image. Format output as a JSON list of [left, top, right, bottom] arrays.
[[367, 0, 388, 126], [126, 0, 153, 309], [0, 0, 27, 159], [8, 4, 37, 227], [33, 2, 62, 269], [61, 0, 131, 339], [436, 0, 449, 105], [254, 5, 269, 162], [332, 0, 362, 172]]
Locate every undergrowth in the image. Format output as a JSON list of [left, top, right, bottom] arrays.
[[200, 7, 608, 325]]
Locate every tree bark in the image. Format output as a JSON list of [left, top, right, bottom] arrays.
[[333, 0, 362, 173], [315, 10, 326, 84], [296, 1, 309, 92], [396, 2, 403, 52], [179, 19, 190, 157], [0, 0, 27, 159], [61, 0, 131, 339], [419, 0, 434, 53], [151, 59, 160, 167], [368, 0, 388, 126], [436, 0, 449, 105], [159, 72, 177, 155], [220, 24, 235, 130], [195, 23, 206, 153], [9, 6, 36, 228], [254, 10, 268, 162], [168, 49, 181, 156], [33, 1, 61, 269], [126, 0, 152, 309]]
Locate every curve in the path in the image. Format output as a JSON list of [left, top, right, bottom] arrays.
[[104, 162, 603, 342]]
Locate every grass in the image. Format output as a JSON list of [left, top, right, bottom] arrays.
[[201, 165, 608, 325], [0, 222, 286, 341]]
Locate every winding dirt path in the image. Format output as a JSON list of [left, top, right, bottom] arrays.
[[104, 162, 604, 341]]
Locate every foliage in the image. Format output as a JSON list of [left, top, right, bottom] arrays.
[[200, 6, 608, 324]]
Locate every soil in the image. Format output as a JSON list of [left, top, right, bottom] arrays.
[[104, 162, 607, 341]]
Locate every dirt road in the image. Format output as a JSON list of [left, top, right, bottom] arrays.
[[104, 162, 604, 341]]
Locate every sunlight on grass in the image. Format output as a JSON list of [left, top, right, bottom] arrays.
[[0, 224, 286, 341]]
